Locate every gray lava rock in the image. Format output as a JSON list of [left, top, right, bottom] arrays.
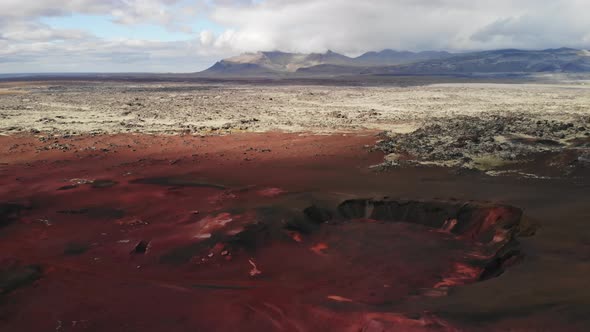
[[376, 115, 586, 170]]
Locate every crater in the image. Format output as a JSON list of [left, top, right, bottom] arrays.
[[158, 198, 530, 308]]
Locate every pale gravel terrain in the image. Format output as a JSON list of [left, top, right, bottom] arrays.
[[1, 82, 589, 176], [1, 82, 589, 136]]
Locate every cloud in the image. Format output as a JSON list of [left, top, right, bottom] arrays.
[[0, 0, 114, 19], [204, 0, 590, 54], [0, 36, 219, 73], [0, 0, 213, 72], [109, 0, 194, 31], [199, 30, 215, 46], [0, 0, 182, 24], [470, 2, 590, 50], [1, 0, 590, 72], [0, 21, 90, 42]]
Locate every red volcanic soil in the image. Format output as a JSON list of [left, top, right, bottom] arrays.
[[0, 132, 585, 331]]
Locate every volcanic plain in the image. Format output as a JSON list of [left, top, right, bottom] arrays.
[[1, 80, 589, 331]]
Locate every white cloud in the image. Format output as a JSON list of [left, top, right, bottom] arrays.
[[469, 3, 590, 50], [199, 30, 215, 46], [0, 0, 182, 23], [0, 21, 90, 42], [204, 0, 590, 54], [0, 36, 219, 73]]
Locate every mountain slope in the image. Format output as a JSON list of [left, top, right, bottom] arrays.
[[367, 48, 590, 74], [354, 50, 452, 66], [201, 50, 356, 76]]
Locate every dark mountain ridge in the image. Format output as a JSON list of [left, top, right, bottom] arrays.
[[200, 48, 590, 77]]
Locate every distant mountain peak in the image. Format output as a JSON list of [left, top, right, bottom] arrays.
[[225, 52, 267, 64]]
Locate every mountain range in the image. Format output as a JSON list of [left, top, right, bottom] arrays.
[[200, 48, 590, 77]]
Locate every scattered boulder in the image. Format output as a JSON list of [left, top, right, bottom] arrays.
[[131, 240, 150, 254], [0, 203, 25, 228], [0, 264, 42, 295], [64, 242, 90, 256]]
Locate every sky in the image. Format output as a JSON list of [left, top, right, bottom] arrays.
[[1, 0, 589, 73]]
